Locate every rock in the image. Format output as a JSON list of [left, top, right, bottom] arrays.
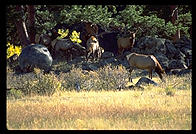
[[101, 51, 114, 59], [174, 36, 192, 49], [169, 69, 192, 76], [135, 77, 158, 87], [100, 57, 118, 66], [173, 51, 186, 60], [168, 59, 187, 69], [137, 36, 166, 55], [75, 81, 81, 92], [165, 39, 180, 59], [82, 63, 99, 71], [154, 53, 169, 64], [19, 44, 53, 72], [180, 47, 192, 57]]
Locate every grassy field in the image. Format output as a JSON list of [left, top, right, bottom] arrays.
[[7, 74, 192, 130]]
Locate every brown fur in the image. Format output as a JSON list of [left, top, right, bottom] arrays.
[[126, 53, 165, 82], [86, 36, 100, 61], [117, 32, 136, 56], [84, 22, 98, 35], [81, 22, 99, 45], [96, 46, 104, 59]]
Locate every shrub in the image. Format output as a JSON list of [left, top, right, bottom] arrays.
[[58, 66, 86, 91], [23, 73, 62, 96], [95, 64, 129, 90], [7, 88, 24, 99], [58, 64, 129, 91], [159, 73, 192, 96]]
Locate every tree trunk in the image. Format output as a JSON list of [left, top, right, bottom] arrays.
[[27, 5, 36, 43], [170, 5, 180, 42], [15, 5, 30, 47]]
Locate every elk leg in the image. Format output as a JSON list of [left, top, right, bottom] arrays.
[[121, 48, 124, 55], [118, 47, 123, 56], [149, 69, 152, 79], [129, 68, 133, 83], [92, 50, 96, 61], [86, 51, 91, 61]]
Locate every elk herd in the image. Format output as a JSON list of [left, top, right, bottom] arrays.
[[34, 21, 165, 81], [35, 21, 137, 61]]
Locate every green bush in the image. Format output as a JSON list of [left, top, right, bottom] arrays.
[[7, 88, 24, 99], [59, 66, 87, 91], [23, 73, 62, 96]]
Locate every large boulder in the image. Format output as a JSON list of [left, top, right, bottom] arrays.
[[165, 39, 180, 59], [168, 68, 192, 76], [101, 51, 114, 59], [174, 36, 192, 49], [168, 59, 187, 69], [19, 44, 53, 72], [137, 36, 166, 55]]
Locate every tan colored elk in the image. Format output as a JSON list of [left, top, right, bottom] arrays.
[[126, 52, 165, 82], [117, 31, 136, 56], [86, 35, 102, 61]]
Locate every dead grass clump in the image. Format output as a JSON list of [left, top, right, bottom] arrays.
[[58, 64, 129, 91]]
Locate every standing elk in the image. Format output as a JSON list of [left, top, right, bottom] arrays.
[[86, 35, 102, 61], [117, 31, 136, 56], [126, 52, 165, 82]]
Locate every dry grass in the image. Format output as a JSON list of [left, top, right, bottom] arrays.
[[7, 74, 192, 130]]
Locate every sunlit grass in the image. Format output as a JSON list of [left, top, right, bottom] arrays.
[[7, 74, 192, 130]]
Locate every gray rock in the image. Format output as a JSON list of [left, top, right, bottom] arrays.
[[19, 44, 53, 72], [165, 39, 179, 58], [174, 51, 186, 60], [180, 47, 192, 57], [100, 57, 118, 65], [135, 77, 158, 87], [168, 59, 187, 69], [154, 54, 169, 64], [84, 64, 99, 71], [169, 69, 192, 76], [137, 36, 166, 55], [101, 51, 114, 59], [174, 36, 192, 49]]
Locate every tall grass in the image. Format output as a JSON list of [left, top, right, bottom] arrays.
[[7, 73, 192, 130]]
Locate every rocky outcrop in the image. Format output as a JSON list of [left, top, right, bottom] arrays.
[[18, 44, 53, 72], [130, 36, 192, 74]]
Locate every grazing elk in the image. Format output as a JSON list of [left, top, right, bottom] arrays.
[[126, 52, 165, 82]]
